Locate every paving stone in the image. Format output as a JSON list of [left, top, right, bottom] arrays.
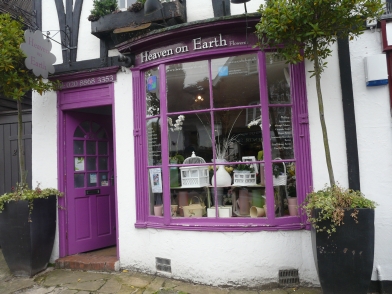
[[143, 276, 166, 294], [114, 272, 155, 288], [259, 289, 288, 294], [56, 289, 78, 294], [42, 270, 111, 287], [174, 282, 230, 294], [98, 277, 123, 293], [65, 279, 107, 291], [20, 286, 56, 293], [286, 287, 322, 294], [0, 278, 35, 294], [228, 289, 259, 294], [116, 284, 144, 294]]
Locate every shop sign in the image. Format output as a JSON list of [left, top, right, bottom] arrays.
[[137, 33, 253, 65], [20, 30, 56, 79]]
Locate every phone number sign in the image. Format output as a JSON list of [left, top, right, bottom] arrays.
[[61, 74, 116, 89]]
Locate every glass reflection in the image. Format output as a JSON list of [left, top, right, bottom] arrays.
[[166, 61, 210, 113], [146, 67, 160, 117], [269, 107, 294, 159], [266, 53, 291, 104]]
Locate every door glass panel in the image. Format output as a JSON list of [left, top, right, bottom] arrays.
[[147, 118, 162, 166], [166, 60, 210, 113], [86, 157, 96, 171], [91, 122, 100, 133], [86, 141, 96, 155], [99, 157, 108, 170], [80, 121, 90, 132], [266, 53, 291, 104], [146, 67, 160, 117], [269, 107, 294, 159], [87, 172, 97, 187], [98, 141, 108, 155], [99, 172, 109, 186], [97, 129, 107, 139], [74, 127, 85, 138], [211, 53, 259, 109], [74, 141, 84, 155], [74, 174, 84, 188], [75, 157, 85, 171]]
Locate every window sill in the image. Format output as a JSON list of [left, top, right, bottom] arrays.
[[135, 220, 307, 232]]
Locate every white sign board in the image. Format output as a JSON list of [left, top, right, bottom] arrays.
[[20, 30, 56, 79]]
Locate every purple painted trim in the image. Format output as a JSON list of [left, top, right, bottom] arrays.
[[290, 62, 313, 226], [111, 86, 120, 259], [132, 70, 147, 225], [57, 79, 117, 257], [57, 99, 67, 258], [135, 222, 305, 232], [51, 66, 119, 82]]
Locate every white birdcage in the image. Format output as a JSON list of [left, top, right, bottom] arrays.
[[180, 152, 209, 187]]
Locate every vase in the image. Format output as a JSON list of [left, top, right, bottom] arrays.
[[170, 159, 180, 187], [312, 208, 375, 294], [0, 197, 57, 276], [211, 159, 232, 186]]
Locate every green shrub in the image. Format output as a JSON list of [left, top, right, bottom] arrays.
[[90, 0, 118, 20]]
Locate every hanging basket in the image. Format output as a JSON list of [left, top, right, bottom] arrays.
[[180, 152, 209, 187], [272, 159, 287, 186]]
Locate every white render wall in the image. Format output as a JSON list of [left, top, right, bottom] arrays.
[[32, 0, 392, 287], [349, 30, 392, 281]]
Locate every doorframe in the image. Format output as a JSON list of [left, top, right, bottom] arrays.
[[55, 67, 119, 257]]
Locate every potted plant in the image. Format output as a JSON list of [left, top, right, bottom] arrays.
[[302, 185, 376, 293], [0, 14, 62, 277]]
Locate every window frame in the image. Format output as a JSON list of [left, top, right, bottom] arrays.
[[132, 46, 312, 231]]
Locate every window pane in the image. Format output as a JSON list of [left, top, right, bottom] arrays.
[[209, 109, 263, 163], [74, 174, 84, 188], [99, 157, 108, 170], [87, 173, 97, 187], [98, 141, 108, 155], [74, 140, 84, 155], [99, 172, 109, 186], [146, 67, 160, 117], [166, 61, 210, 113], [74, 127, 85, 138], [97, 129, 107, 139], [171, 187, 208, 218], [91, 122, 100, 133], [272, 161, 297, 218], [269, 107, 294, 159], [86, 141, 96, 155], [167, 113, 213, 163], [211, 53, 259, 108], [266, 53, 291, 104], [86, 157, 96, 171], [74, 157, 85, 171], [80, 121, 90, 132], [147, 118, 162, 166], [148, 168, 164, 217]]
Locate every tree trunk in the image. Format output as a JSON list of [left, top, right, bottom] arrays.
[[17, 99, 27, 186], [313, 40, 335, 186]]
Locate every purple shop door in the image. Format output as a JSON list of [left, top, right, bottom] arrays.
[[65, 111, 116, 255]]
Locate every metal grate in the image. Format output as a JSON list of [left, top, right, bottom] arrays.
[[156, 257, 171, 273], [279, 269, 300, 286]]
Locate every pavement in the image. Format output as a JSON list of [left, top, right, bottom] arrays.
[[0, 249, 324, 294]]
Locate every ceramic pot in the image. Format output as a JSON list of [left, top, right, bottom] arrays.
[[211, 159, 232, 186], [236, 188, 251, 215], [288, 204, 298, 216], [154, 205, 163, 216]]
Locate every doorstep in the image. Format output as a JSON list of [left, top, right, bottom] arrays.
[[55, 246, 119, 272]]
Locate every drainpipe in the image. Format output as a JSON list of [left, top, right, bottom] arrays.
[[337, 37, 361, 191]]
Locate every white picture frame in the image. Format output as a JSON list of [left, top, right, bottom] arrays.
[[149, 168, 163, 193], [242, 156, 258, 173]]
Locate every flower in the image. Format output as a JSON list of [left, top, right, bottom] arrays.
[[168, 115, 185, 132], [247, 116, 262, 129]]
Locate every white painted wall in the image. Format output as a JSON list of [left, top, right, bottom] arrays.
[[33, 0, 392, 288], [349, 29, 392, 281]]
